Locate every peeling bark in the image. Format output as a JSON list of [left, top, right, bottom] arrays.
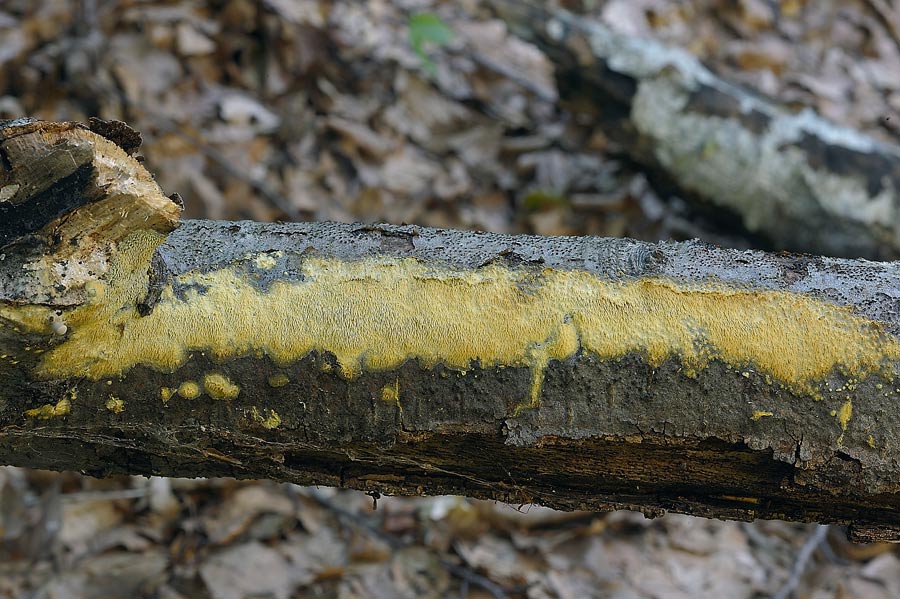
[[4, 120, 900, 542], [489, 0, 900, 261]]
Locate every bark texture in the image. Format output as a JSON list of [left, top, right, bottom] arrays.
[[489, 0, 900, 261], [4, 119, 900, 542]]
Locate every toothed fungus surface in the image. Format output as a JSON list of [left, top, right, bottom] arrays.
[[9, 230, 900, 420]]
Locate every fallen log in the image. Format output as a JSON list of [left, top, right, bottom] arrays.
[[489, 0, 900, 261], [3, 119, 900, 542]]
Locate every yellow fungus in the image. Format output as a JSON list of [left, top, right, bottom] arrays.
[[250, 406, 281, 429], [381, 378, 399, 404], [203, 372, 240, 400], [267, 373, 290, 388], [751, 410, 773, 421], [868, 435, 877, 449], [25, 398, 71, 419], [105, 396, 125, 413], [6, 235, 900, 415], [178, 380, 200, 399], [837, 399, 853, 430], [836, 398, 853, 446], [160, 387, 174, 403]]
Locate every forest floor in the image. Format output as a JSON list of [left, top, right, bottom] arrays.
[[3, 1, 900, 597]]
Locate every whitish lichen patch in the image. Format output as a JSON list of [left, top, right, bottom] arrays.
[[12, 239, 900, 415], [254, 252, 279, 270]]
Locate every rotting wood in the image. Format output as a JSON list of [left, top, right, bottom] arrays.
[[4, 119, 900, 542], [488, 0, 900, 261]]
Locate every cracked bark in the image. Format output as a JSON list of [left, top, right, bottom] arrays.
[[489, 0, 900, 261], [4, 119, 900, 543]]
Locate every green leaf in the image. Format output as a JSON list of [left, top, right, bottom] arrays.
[[408, 12, 453, 76]]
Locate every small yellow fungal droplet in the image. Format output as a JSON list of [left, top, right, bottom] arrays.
[[751, 410, 773, 421], [25, 398, 71, 419], [868, 435, 877, 449], [267, 373, 290, 388], [741, 371, 751, 378], [178, 380, 200, 399], [830, 409, 837, 417], [250, 406, 281, 429], [837, 399, 853, 431], [203, 372, 240, 400], [106, 396, 125, 413], [160, 387, 174, 403], [381, 379, 400, 404]]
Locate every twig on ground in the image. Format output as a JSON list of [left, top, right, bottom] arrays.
[[294, 486, 510, 599], [772, 524, 830, 599]]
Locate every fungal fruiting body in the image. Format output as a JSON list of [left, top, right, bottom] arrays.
[[203, 372, 240, 400], [7, 230, 900, 439]]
